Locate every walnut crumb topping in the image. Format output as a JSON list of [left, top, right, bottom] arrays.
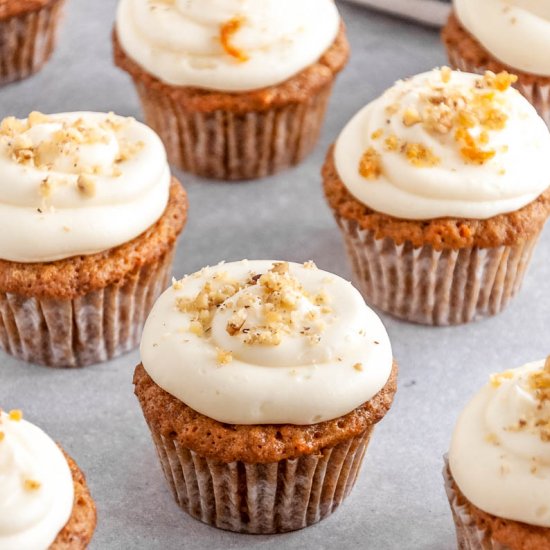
[[358, 147, 381, 180], [77, 174, 96, 198], [0, 111, 142, 201], [8, 409, 22, 421], [176, 263, 333, 348], [358, 69, 519, 180], [499, 358, 550, 443], [23, 479, 41, 491], [353, 363, 363, 372], [490, 369, 515, 388], [216, 348, 233, 365]]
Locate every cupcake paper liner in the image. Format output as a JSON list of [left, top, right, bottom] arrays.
[[132, 78, 334, 181], [443, 459, 508, 550], [147, 423, 373, 534], [446, 47, 550, 127], [0, 250, 174, 368], [0, 0, 65, 86], [336, 216, 539, 326]]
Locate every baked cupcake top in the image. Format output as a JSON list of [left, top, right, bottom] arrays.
[[454, 0, 550, 76], [115, 0, 340, 92], [0, 409, 74, 549], [141, 260, 393, 425], [0, 111, 170, 263], [449, 358, 550, 528], [335, 68, 550, 220]]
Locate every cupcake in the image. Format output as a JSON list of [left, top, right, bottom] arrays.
[[134, 260, 397, 533], [0, 111, 188, 368], [323, 68, 550, 326], [0, 0, 65, 86], [445, 357, 550, 549], [442, 1, 550, 125], [113, 0, 349, 181], [0, 408, 96, 548]]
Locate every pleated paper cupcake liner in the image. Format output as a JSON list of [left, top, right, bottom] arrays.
[[443, 459, 508, 550], [0, 0, 65, 86], [336, 216, 539, 326], [446, 47, 550, 127], [132, 78, 334, 181], [0, 251, 174, 368], [147, 424, 373, 534]]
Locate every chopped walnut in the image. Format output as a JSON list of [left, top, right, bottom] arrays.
[[216, 348, 233, 365], [23, 479, 42, 491], [8, 409, 22, 421], [77, 174, 96, 198], [440, 66, 452, 84], [358, 147, 382, 180], [490, 370, 515, 388], [403, 107, 422, 127], [405, 143, 440, 167]]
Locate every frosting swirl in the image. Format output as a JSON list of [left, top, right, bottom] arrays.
[[449, 358, 550, 527], [0, 410, 74, 550], [140, 260, 393, 425], [0, 111, 170, 263], [334, 68, 550, 220], [455, 0, 550, 76], [116, 0, 340, 91]]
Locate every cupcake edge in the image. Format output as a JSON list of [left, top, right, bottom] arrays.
[[443, 459, 550, 550], [112, 24, 350, 180], [442, 12, 550, 126], [0, 179, 188, 367], [0, 0, 65, 86], [133, 361, 397, 533], [51, 450, 97, 549], [322, 147, 549, 325]]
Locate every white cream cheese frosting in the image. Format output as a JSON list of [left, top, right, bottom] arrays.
[[141, 260, 393, 425], [116, 0, 340, 92], [0, 410, 74, 550], [335, 68, 550, 220], [0, 111, 171, 263], [454, 0, 550, 76], [449, 358, 550, 528]]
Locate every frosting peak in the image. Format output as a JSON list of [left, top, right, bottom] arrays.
[[450, 358, 550, 528], [116, 0, 340, 92], [0, 410, 74, 550], [141, 260, 393, 425], [335, 68, 550, 220], [0, 111, 170, 263]]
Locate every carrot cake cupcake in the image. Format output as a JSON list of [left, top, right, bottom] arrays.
[[323, 67, 550, 326], [113, 0, 349, 180], [442, 1, 550, 125], [0, 111, 188, 368], [445, 357, 550, 549], [0, 0, 65, 85], [134, 260, 397, 533], [0, 408, 96, 549]]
